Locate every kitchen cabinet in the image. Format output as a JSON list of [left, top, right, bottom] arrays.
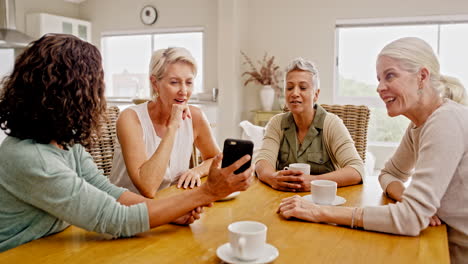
[[26, 13, 91, 42]]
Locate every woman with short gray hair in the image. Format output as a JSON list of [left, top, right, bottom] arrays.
[[255, 57, 364, 192]]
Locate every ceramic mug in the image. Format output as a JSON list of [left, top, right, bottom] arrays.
[[310, 180, 337, 205], [284, 163, 310, 175], [228, 221, 267, 261]]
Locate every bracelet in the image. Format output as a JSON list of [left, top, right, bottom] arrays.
[[351, 207, 357, 229]]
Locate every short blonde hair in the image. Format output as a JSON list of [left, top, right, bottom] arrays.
[[149, 47, 197, 98], [378, 37, 466, 105]]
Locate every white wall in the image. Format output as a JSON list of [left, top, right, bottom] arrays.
[[236, 0, 468, 168], [11, 0, 468, 167], [238, 0, 468, 116], [216, 0, 243, 146], [79, 0, 218, 100]]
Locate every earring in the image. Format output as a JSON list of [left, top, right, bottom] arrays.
[[417, 82, 423, 95], [152, 85, 159, 97]]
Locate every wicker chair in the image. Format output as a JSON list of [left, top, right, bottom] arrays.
[[321, 104, 370, 162], [87, 106, 120, 177], [189, 144, 200, 169]]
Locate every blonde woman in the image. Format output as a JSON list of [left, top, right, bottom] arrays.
[[110, 47, 220, 198], [277, 37, 468, 264]]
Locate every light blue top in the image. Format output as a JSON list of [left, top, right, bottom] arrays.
[[0, 137, 150, 252]]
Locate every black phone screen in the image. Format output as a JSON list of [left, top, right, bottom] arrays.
[[221, 138, 254, 174]]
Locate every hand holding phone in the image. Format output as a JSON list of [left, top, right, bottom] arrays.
[[221, 138, 254, 174]]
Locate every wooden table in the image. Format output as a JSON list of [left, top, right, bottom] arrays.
[[0, 177, 449, 263]]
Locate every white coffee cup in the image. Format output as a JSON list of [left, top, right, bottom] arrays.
[[228, 221, 267, 261], [283, 163, 310, 175], [310, 180, 337, 205]]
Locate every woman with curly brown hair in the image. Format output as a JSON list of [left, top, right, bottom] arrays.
[[0, 34, 253, 252]]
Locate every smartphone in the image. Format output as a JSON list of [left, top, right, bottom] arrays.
[[221, 138, 254, 174]]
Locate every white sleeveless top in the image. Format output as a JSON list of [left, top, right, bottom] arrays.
[[109, 102, 194, 194]]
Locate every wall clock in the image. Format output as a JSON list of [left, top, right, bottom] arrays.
[[140, 5, 158, 25]]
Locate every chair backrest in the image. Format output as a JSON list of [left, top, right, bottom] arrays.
[[189, 144, 200, 169], [87, 105, 200, 173], [87, 106, 120, 177], [321, 104, 370, 162]]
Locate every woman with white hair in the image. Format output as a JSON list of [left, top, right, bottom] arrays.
[[255, 58, 364, 192], [110, 47, 220, 200], [277, 37, 468, 264]]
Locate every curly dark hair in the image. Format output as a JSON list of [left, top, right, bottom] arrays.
[[0, 34, 106, 149]]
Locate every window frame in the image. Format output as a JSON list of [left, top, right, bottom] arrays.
[[101, 27, 205, 101]]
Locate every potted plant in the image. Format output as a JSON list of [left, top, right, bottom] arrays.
[[241, 51, 282, 111]]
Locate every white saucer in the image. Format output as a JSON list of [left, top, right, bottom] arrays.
[[217, 191, 241, 201], [302, 194, 346, 206], [216, 243, 279, 264]]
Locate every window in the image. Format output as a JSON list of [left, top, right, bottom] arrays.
[[0, 49, 14, 83], [335, 17, 468, 144], [0, 49, 14, 143], [102, 29, 204, 99]]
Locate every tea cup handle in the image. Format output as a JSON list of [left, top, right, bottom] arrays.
[[283, 166, 289, 170], [237, 236, 247, 259]]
